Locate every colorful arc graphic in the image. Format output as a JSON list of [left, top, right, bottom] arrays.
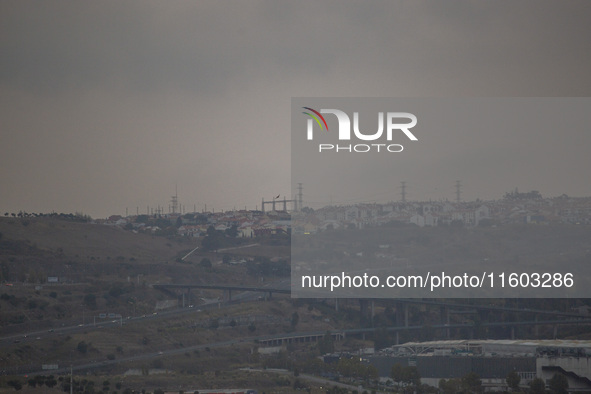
[[302, 107, 329, 132]]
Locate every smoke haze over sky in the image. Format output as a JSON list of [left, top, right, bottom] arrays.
[[2, 1, 591, 218]]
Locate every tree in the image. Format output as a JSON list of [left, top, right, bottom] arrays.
[[45, 377, 57, 389], [391, 363, 420, 388], [34, 375, 45, 387], [201, 229, 221, 251], [403, 366, 421, 387], [225, 224, 238, 238], [108, 283, 124, 298], [391, 363, 404, 387], [548, 373, 568, 394], [8, 380, 23, 391], [291, 312, 299, 329], [336, 358, 376, 381], [77, 341, 88, 354], [461, 372, 483, 393], [506, 371, 521, 391], [83, 293, 97, 310], [336, 358, 358, 378], [365, 364, 379, 382], [199, 258, 212, 268], [439, 378, 460, 394], [529, 377, 546, 394], [318, 331, 334, 354]]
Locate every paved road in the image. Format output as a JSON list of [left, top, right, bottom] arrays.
[[0, 279, 283, 346]]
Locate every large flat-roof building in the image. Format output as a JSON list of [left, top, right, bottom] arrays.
[[369, 339, 591, 392]]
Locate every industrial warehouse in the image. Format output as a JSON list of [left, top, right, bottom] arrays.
[[369, 339, 591, 392]]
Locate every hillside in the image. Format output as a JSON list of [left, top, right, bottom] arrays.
[[2, 216, 591, 393], [0, 217, 288, 332], [0, 216, 354, 392], [0, 217, 197, 263]]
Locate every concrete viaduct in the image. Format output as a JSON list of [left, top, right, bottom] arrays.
[[153, 283, 591, 340]]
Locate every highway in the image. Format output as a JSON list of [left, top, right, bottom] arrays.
[[0, 297, 225, 347], [3, 278, 591, 377], [11, 315, 591, 377]]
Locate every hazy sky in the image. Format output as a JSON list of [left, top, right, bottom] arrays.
[[2, 1, 591, 218], [292, 97, 591, 209]]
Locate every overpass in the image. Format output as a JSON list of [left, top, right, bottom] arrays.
[[152, 283, 290, 303], [152, 282, 590, 340], [152, 283, 588, 319]]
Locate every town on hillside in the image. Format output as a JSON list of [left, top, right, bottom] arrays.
[[96, 191, 591, 237]]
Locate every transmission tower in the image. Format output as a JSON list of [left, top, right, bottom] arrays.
[[297, 183, 303, 211], [171, 185, 179, 214]]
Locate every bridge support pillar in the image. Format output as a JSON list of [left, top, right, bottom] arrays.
[[404, 304, 409, 327], [395, 302, 408, 327], [359, 299, 369, 322]]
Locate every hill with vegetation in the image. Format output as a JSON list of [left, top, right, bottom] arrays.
[[2, 216, 591, 393]]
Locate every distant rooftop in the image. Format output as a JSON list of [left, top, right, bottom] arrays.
[[382, 339, 591, 356]]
